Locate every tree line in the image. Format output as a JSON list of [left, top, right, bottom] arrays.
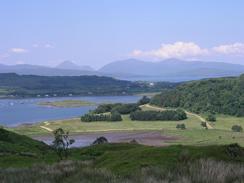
[[81, 111, 122, 122], [130, 109, 187, 121]]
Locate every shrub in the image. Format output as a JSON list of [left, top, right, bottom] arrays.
[[92, 136, 108, 145], [225, 143, 243, 158], [231, 125, 243, 132], [138, 96, 150, 105], [201, 122, 207, 128], [206, 114, 216, 122], [176, 123, 186, 130], [129, 139, 138, 144], [110, 111, 122, 121]]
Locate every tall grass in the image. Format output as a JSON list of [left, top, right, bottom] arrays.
[[0, 159, 243, 183]]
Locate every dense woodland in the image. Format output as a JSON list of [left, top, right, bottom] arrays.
[[0, 73, 178, 98], [151, 74, 244, 116]]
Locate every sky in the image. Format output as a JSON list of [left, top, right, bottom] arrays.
[[0, 0, 244, 68]]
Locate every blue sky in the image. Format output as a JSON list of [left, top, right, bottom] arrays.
[[0, 0, 244, 68]]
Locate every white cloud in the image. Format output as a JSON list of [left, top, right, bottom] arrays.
[[44, 43, 54, 48], [32, 43, 54, 49], [10, 48, 28, 53], [131, 42, 209, 60], [32, 44, 39, 48], [0, 53, 10, 60], [212, 43, 244, 55]]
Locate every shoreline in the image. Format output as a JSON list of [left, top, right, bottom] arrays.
[[33, 130, 178, 147]]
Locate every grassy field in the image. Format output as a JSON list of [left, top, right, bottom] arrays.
[[38, 100, 95, 107], [8, 105, 244, 146], [1, 134, 244, 182]]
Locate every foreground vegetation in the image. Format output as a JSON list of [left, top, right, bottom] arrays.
[[1, 127, 244, 182], [151, 74, 244, 116]]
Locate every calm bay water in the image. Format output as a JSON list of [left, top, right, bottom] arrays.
[[0, 96, 140, 126]]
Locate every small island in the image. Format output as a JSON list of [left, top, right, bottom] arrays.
[[38, 100, 95, 108]]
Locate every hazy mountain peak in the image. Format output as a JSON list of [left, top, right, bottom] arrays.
[[56, 61, 94, 71]]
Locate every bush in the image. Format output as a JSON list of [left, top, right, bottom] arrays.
[[92, 136, 108, 145], [231, 125, 243, 132], [201, 122, 207, 128], [110, 111, 122, 121], [130, 109, 187, 121], [206, 114, 216, 122], [138, 96, 150, 105], [176, 123, 186, 130], [225, 143, 243, 158]]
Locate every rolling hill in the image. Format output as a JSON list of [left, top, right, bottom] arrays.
[[151, 74, 244, 116]]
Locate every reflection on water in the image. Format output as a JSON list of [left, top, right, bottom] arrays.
[[0, 96, 140, 126]]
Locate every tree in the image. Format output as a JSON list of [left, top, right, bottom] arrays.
[[176, 123, 186, 130], [138, 96, 150, 105], [110, 110, 122, 121], [52, 128, 75, 160], [231, 125, 243, 132], [206, 114, 216, 122], [92, 136, 108, 145]]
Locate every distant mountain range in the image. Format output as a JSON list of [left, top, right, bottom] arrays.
[[99, 59, 244, 81], [56, 60, 94, 71], [0, 62, 98, 76], [1, 59, 244, 82]]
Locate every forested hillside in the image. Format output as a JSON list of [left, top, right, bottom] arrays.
[[151, 74, 244, 116], [0, 73, 177, 98]]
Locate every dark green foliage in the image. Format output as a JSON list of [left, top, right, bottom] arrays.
[[225, 143, 243, 158], [137, 96, 151, 105], [201, 122, 207, 128], [231, 125, 243, 132], [110, 111, 122, 121], [92, 137, 108, 145], [52, 128, 75, 159], [0, 128, 50, 154], [0, 73, 177, 97], [113, 103, 140, 114], [81, 112, 122, 122], [79, 143, 244, 176], [93, 103, 140, 114], [206, 114, 216, 122], [130, 109, 187, 121], [151, 74, 244, 116], [176, 123, 186, 130]]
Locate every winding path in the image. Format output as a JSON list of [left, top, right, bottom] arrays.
[[142, 104, 213, 129], [40, 121, 53, 132]]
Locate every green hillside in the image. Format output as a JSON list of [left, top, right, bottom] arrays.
[[151, 74, 244, 116], [0, 73, 178, 98], [0, 128, 55, 167]]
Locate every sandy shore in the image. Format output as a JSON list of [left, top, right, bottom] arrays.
[[33, 131, 178, 147]]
